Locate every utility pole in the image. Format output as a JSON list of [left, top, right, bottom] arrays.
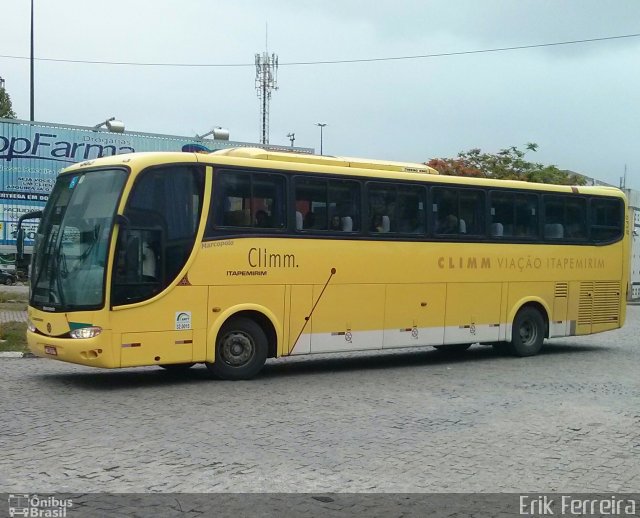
[[315, 123, 327, 155], [30, 0, 35, 121], [287, 132, 295, 147], [255, 52, 278, 145]]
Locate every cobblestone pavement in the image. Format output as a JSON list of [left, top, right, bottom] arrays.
[[1, 308, 639, 494], [0, 310, 27, 324]]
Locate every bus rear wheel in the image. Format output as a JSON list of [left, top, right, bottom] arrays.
[[509, 307, 545, 357], [206, 317, 268, 380]]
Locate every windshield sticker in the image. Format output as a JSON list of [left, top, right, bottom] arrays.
[[175, 311, 192, 330], [69, 176, 79, 189]]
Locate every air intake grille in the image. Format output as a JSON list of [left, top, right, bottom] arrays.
[[555, 282, 568, 298], [593, 281, 621, 325], [578, 281, 620, 325], [578, 282, 594, 326]]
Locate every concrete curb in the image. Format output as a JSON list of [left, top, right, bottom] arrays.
[[0, 351, 38, 358]]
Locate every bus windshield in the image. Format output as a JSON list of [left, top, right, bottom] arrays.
[[30, 168, 127, 310]]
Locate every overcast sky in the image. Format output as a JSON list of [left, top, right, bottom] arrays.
[[1, 0, 639, 187]]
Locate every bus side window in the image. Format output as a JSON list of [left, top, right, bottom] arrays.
[[543, 195, 586, 241], [210, 172, 286, 232], [295, 177, 360, 233], [590, 197, 623, 242], [113, 165, 204, 306], [433, 187, 458, 235], [396, 185, 425, 234], [368, 182, 395, 234], [329, 180, 360, 232]]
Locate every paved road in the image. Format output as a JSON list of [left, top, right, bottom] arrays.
[[1, 308, 639, 494]]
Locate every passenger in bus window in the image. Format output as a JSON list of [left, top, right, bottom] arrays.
[[304, 212, 315, 229], [330, 215, 342, 231], [371, 214, 384, 233], [399, 207, 423, 234], [437, 214, 458, 234], [255, 210, 270, 228]]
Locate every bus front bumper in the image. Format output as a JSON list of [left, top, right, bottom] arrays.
[[27, 330, 117, 368]]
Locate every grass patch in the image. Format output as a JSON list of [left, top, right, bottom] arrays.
[[0, 302, 28, 311], [0, 321, 28, 352], [0, 290, 28, 303], [0, 289, 28, 311]]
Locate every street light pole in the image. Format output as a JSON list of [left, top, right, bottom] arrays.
[[30, 0, 34, 121], [315, 123, 327, 155]]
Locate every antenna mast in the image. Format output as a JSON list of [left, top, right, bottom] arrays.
[[255, 29, 278, 145]]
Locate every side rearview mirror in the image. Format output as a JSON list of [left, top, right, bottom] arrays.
[[16, 228, 24, 258], [16, 210, 43, 260]]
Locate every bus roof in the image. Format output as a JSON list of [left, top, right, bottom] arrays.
[[211, 147, 439, 175], [62, 148, 625, 199]]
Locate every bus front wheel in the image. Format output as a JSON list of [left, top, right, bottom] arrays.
[[206, 317, 268, 380], [509, 307, 545, 357]]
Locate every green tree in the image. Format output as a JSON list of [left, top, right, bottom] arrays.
[[427, 143, 585, 185], [0, 86, 17, 118]]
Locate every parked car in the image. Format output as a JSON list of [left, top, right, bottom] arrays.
[[0, 271, 17, 285]]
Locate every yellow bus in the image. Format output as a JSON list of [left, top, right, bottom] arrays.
[[20, 148, 628, 379]]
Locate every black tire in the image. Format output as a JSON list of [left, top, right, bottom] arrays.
[[434, 343, 472, 353], [159, 363, 195, 371], [206, 317, 268, 380], [4, 277, 13, 286], [509, 306, 545, 357]]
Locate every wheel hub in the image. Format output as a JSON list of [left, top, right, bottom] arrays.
[[221, 331, 255, 367], [520, 321, 536, 345]]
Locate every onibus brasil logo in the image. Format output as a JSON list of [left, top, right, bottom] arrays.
[[8, 494, 72, 517]]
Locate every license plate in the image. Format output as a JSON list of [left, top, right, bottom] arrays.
[[44, 346, 57, 356]]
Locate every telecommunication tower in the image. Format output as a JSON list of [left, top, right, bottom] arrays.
[[255, 52, 278, 144]]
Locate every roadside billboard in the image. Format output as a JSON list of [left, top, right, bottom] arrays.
[[0, 118, 311, 253]]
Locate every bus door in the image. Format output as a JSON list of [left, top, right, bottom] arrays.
[[109, 165, 207, 367]]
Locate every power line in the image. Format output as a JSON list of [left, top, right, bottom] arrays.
[[0, 33, 638, 68]]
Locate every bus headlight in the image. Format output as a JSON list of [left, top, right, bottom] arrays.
[[70, 326, 103, 339], [27, 318, 36, 333]]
